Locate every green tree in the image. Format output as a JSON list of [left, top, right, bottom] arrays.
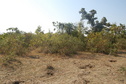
[[79, 8, 108, 32], [6, 27, 22, 34], [53, 21, 65, 33], [35, 26, 44, 34]]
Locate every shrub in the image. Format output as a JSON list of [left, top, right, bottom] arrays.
[[86, 32, 118, 54], [40, 33, 84, 55], [29, 33, 51, 50], [0, 33, 29, 56], [117, 38, 126, 50]]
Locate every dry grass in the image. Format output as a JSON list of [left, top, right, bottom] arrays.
[[0, 50, 126, 84]]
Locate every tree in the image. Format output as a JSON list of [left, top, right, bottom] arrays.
[[35, 26, 44, 34], [101, 17, 107, 25], [52, 21, 85, 40], [53, 21, 64, 33], [64, 23, 74, 35], [109, 24, 126, 36], [6, 27, 23, 34], [53, 22, 74, 34], [79, 8, 108, 32]]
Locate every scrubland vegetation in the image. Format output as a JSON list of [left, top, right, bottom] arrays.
[[0, 23, 126, 65], [1, 8, 126, 84], [0, 8, 126, 65]]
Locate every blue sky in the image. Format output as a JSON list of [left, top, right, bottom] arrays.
[[0, 0, 126, 33]]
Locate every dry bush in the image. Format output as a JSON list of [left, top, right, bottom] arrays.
[[117, 38, 126, 50], [39, 33, 84, 55], [86, 32, 118, 54], [0, 33, 29, 56]]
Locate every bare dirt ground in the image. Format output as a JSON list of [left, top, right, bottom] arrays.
[[0, 50, 126, 84]]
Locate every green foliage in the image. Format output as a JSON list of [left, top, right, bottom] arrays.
[[0, 33, 29, 56], [79, 8, 109, 32], [1, 8, 126, 67], [39, 33, 84, 55], [117, 38, 126, 50], [109, 24, 126, 50], [0, 8, 126, 58], [0, 23, 126, 57], [35, 26, 44, 34], [85, 23, 126, 54], [29, 34, 41, 48], [6, 27, 24, 34], [23, 33, 34, 48], [53, 21, 85, 37], [86, 32, 118, 54]]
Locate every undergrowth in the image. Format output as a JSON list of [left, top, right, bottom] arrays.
[[0, 24, 126, 65]]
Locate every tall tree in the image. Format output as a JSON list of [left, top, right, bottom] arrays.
[[53, 22, 64, 33], [79, 8, 108, 32]]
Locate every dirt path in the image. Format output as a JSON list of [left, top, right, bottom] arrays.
[[0, 51, 126, 84]]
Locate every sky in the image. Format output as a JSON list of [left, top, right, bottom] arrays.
[[0, 0, 126, 33]]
